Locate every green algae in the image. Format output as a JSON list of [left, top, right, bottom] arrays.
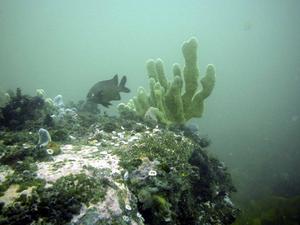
[[118, 131, 194, 172], [117, 129, 237, 224], [0, 174, 108, 225]]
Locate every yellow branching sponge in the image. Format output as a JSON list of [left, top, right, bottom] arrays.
[[118, 37, 216, 125]]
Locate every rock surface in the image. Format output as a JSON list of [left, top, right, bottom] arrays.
[[0, 103, 238, 224]]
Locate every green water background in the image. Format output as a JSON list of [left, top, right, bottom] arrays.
[[0, 0, 300, 209]]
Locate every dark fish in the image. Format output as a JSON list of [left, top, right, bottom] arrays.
[[87, 74, 130, 107]]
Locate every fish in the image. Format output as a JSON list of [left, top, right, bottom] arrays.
[[86, 74, 130, 107]]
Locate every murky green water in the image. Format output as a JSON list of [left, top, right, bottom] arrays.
[[1, 0, 300, 223]]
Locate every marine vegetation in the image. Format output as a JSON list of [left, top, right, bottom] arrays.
[[118, 130, 237, 225], [0, 174, 107, 225], [118, 37, 216, 125], [0, 88, 46, 130]]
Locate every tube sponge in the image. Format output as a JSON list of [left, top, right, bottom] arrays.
[[187, 64, 216, 120], [119, 37, 216, 125], [165, 76, 185, 123]]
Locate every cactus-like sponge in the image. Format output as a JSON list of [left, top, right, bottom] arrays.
[[118, 37, 216, 125]]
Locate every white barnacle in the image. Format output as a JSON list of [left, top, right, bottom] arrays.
[[46, 149, 54, 155], [118, 132, 125, 139], [148, 170, 157, 177], [123, 171, 129, 180], [69, 135, 76, 140], [137, 212, 145, 221], [125, 204, 132, 211], [122, 215, 130, 222], [22, 143, 31, 149], [153, 128, 160, 133]]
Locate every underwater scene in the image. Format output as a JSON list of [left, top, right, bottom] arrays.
[[0, 1, 299, 224]]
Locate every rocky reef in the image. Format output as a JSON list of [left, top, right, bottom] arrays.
[[0, 92, 238, 225], [0, 36, 239, 224]]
